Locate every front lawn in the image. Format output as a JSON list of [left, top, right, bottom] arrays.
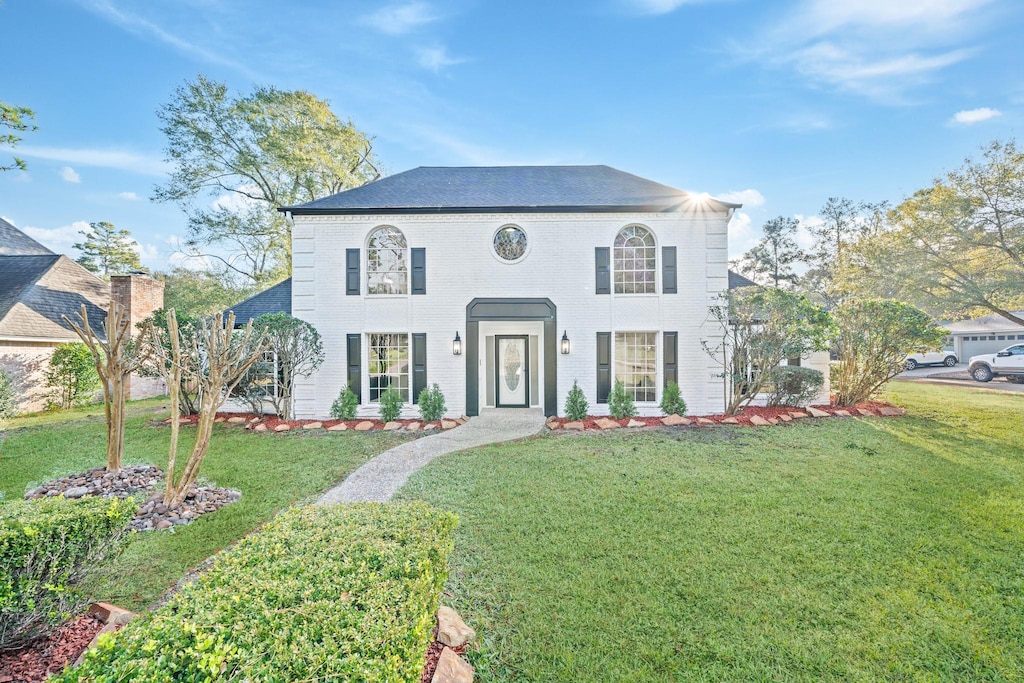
[[0, 399, 412, 610], [397, 383, 1024, 681]]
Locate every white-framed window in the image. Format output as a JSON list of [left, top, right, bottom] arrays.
[[615, 331, 657, 402], [614, 224, 656, 294], [368, 333, 409, 402], [492, 225, 529, 262], [367, 226, 408, 295]]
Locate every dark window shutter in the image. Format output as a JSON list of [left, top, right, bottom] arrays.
[[412, 333, 427, 403], [346, 334, 361, 403], [664, 332, 678, 386], [411, 248, 426, 295], [788, 356, 801, 367], [595, 247, 610, 295], [597, 332, 611, 403], [346, 249, 360, 296], [662, 246, 677, 294]]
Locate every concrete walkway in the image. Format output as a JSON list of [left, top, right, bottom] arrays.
[[318, 408, 547, 504]]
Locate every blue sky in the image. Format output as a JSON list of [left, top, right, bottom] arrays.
[[2, 0, 1022, 271]]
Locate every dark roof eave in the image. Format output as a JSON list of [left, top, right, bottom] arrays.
[[280, 202, 738, 216]]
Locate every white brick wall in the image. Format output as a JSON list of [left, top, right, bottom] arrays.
[[291, 211, 731, 419]]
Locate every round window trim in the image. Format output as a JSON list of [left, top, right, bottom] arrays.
[[492, 225, 529, 263]]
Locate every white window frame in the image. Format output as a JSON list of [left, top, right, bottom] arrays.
[[614, 331, 658, 403], [366, 226, 409, 295], [367, 332, 410, 403], [613, 224, 657, 295]]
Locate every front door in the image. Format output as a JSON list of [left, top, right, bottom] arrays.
[[496, 336, 529, 407]]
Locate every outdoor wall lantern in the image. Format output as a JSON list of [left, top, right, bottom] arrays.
[[561, 330, 570, 355], [453, 332, 462, 355]]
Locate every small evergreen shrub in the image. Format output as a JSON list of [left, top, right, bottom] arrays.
[[62, 503, 458, 683], [765, 366, 825, 407], [418, 383, 447, 422], [0, 368, 16, 419], [379, 387, 404, 422], [0, 496, 137, 649], [564, 380, 589, 421], [329, 385, 359, 420], [659, 381, 687, 416], [608, 380, 637, 419], [45, 342, 99, 410]]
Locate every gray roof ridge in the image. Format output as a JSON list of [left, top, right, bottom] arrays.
[[0, 254, 61, 326]]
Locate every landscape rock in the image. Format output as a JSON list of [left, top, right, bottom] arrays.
[[595, 418, 620, 430], [131, 487, 241, 532], [407, 422, 421, 431], [273, 423, 291, 432], [661, 414, 688, 426], [88, 601, 137, 626], [563, 421, 585, 430], [778, 414, 792, 422], [546, 420, 561, 430], [303, 421, 323, 429], [214, 416, 225, 423], [441, 419, 458, 429], [64, 486, 90, 499], [254, 423, 268, 432], [879, 406, 906, 416], [227, 416, 247, 424], [696, 418, 714, 425], [437, 606, 476, 647], [749, 415, 772, 426], [857, 408, 875, 417], [24, 464, 163, 501], [383, 421, 402, 431], [790, 411, 810, 418], [327, 423, 348, 431], [721, 417, 739, 424], [807, 407, 831, 418], [432, 647, 474, 683], [355, 421, 374, 431], [627, 419, 645, 428], [833, 410, 852, 417], [423, 423, 438, 431]]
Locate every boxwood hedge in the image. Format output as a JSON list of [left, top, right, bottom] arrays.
[[0, 496, 137, 648], [64, 502, 458, 682]]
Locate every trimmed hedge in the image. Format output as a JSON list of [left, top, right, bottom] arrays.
[[0, 496, 137, 648], [65, 502, 458, 682]]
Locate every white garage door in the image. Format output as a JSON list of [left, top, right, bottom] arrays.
[[960, 333, 1024, 359]]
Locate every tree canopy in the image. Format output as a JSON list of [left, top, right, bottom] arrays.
[[155, 75, 381, 285], [735, 216, 806, 289], [1, 100, 36, 172], [73, 221, 142, 277], [156, 267, 256, 318], [803, 197, 888, 306]]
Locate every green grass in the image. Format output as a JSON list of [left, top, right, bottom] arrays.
[[397, 383, 1024, 681], [0, 399, 413, 610]]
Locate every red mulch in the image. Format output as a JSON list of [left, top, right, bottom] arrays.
[[420, 626, 467, 683], [0, 613, 105, 682], [168, 412, 447, 432]]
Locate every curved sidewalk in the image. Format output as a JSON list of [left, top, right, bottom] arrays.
[[317, 408, 547, 504]]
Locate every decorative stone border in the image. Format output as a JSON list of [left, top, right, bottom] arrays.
[[425, 606, 477, 683], [163, 413, 469, 434], [546, 404, 906, 432], [72, 602, 138, 667]]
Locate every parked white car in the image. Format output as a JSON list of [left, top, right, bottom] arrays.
[[904, 350, 958, 370], [968, 344, 1024, 383]]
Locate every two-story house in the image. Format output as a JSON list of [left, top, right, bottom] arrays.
[[278, 165, 738, 419]]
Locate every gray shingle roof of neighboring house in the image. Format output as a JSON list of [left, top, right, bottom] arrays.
[[944, 311, 1024, 334], [225, 278, 292, 323], [728, 270, 757, 289], [0, 254, 109, 340], [0, 217, 53, 256], [283, 166, 741, 215]]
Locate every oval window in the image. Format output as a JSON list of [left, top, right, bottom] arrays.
[[493, 225, 528, 262], [503, 342, 522, 391]]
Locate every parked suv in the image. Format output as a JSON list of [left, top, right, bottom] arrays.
[[903, 350, 958, 370], [968, 344, 1024, 383]]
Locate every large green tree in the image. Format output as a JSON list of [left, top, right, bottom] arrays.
[[803, 197, 888, 306], [156, 267, 255, 318], [735, 216, 806, 289], [155, 75, 381, 285], [73, 221, 142, 277], [1, 100, 36, 172], [840, 140, 1024, 325]]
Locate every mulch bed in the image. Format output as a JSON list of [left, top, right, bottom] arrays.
[[166, 412, 465, 433], [0, 613, 106, 683]]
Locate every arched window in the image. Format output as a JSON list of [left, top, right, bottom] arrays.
[[367, 226, 408, 295], [614, 225, 656, 294]]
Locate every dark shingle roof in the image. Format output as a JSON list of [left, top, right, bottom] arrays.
[[0, 255, 108, 340], [728, 270, 758, 289], [0, 217, 54, 255], [226, 278, 291, 323], [283, 166, 740, 215]]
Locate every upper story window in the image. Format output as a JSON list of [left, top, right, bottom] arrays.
[[614, 225, 656, 294], [367, 226, 408, 295], [493, 225, 528, 262]]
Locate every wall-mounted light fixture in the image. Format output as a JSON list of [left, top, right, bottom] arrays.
[[561, 330, 570, 355], [453, 331, 462, 355]]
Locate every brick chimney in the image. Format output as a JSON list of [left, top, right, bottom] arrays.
[[109, 273, 166, 400]]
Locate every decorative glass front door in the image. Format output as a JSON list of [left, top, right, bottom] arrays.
[[496, 336, 529, 407]]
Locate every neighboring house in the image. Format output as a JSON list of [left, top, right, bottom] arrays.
[[943, 311, 1024, 360], [278, 164, 747, 419], [227, 278, 292, 322], [0, 217, 166, 412]]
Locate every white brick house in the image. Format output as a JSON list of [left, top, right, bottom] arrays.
[[278, 165, 743, 419]]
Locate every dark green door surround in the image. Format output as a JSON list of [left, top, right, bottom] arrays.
[[466, 298, 557, 417]]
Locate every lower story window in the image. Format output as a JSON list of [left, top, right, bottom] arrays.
[[615, 331, 656, 402], [368, 333, 409, 402]]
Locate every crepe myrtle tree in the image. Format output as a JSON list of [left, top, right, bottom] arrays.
[[146, 310, 267, 507], [235, 313, 324, 420], [704, 286, 835, 415]]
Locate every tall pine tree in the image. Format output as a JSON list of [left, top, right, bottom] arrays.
[[74, 221, 142, 277]]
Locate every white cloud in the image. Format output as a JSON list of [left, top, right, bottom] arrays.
[[951, 107, 1002, 124], [211, 187, 262, 213], [131, 240, 159, 262], [361, 2, 437, 35], [118, 191, 141, 201], [728, 211, 756, 258], [415, 45, 464, 72], [793, 213, 822, 251], [21, 221, 91, 255], [717, 189, 765, 208], [624, 0, 701, 14], [2, 145, 168, 176], [60, 166, 81, 184]]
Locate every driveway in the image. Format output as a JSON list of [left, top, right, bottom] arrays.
[[896, 363, 1024, 394]]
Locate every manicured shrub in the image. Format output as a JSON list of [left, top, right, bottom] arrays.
[[329, 385, 359, 420], [418, 383, 447, 422], [45, 342, 99, 410], [0, 496, 137, 649], [564, 380, 589, 421], [765, 366, 825, 407], [659, 381, 687, 416], [379, 386, 404, 422], [64, 503, 458, 683], [608, 380, 637, 419], [0, 367, 16, 419]]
